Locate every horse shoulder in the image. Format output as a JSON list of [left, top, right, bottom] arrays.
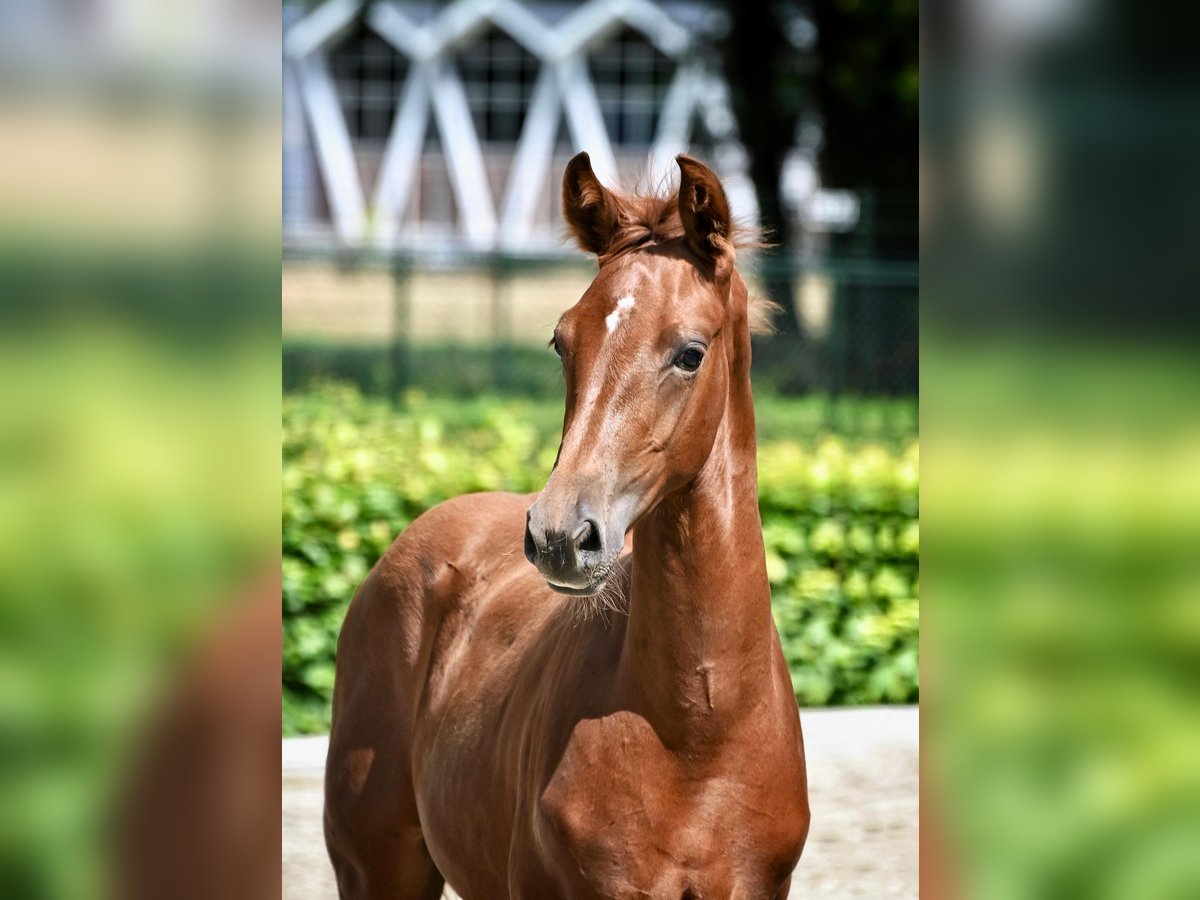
[[521, 685, 808, 898]]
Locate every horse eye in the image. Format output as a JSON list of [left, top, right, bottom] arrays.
[[674, 345, 705, 372], [550, 336, 563, 359]]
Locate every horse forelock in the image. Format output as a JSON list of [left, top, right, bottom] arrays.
[[588, 188, 776, 335]]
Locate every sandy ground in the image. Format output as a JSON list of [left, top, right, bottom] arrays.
[[283, 705, 918, 899]]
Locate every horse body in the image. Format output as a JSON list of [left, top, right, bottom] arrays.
[[325, 154, 810, 899]]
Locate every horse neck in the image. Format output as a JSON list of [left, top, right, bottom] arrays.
[[619, 328, 775, 746]]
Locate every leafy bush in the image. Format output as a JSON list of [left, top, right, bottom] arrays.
[[283, 384, 918, 734], [759, 438, 919, 706]]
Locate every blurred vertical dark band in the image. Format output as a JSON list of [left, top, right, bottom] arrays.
[[924, 0, 1200, 896], [0, 2, 281, 898]]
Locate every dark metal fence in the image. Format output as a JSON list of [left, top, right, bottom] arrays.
[[282, 250, 917, 436]]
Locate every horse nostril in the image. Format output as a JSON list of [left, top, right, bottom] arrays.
[[524, 517, 538, 565], [576, 519, 603, 555]]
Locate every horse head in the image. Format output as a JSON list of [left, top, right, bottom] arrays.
[[524, 152, 756, 597]]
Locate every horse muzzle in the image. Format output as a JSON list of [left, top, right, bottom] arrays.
[[523, 501, 612, 594]]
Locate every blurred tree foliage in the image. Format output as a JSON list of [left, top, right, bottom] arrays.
[[721, 0, 918, 258], [720, 0, 918, 394], [810, 0, 919, 258], [282, 385, 919, 734]]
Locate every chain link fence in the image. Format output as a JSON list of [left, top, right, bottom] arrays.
[[282, 250, 917, 438]]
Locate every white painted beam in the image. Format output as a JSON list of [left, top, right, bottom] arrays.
[[429, 59, 497, 248], [298, 53, 366, 244], [371, 62, 433, 247], [556, 58, 616, 183], [498, 67, 560, 247], [284, 0, 362, 60], [650, 62, 703, 173]]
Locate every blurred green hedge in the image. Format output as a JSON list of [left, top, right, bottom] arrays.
[[283, 384, 919, 734]]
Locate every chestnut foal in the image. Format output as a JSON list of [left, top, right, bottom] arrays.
[[324, 154, 809, 899]]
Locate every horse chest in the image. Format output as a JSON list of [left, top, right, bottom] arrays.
[[520, 716, 802, 899]]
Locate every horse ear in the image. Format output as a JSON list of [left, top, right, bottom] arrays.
[[562, 152, 619, 256], [676, 155, 733, 269]]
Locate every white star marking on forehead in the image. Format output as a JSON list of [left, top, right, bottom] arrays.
[[605, 295, 636, 333]]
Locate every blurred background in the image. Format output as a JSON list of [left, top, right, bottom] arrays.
[[922, 0, 1200, 897], [280, 0, 921, 738], [281, 0, 918, 400], [1, 1, 280, 898], [10, 0, 1196, 897]]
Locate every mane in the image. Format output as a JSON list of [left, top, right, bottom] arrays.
[[588, 183, 779, 335]]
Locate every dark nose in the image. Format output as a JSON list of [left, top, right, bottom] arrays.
[[524, 507, 605, 587]]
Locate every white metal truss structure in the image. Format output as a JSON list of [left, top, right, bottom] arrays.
[[284, 0, 762, 253]]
